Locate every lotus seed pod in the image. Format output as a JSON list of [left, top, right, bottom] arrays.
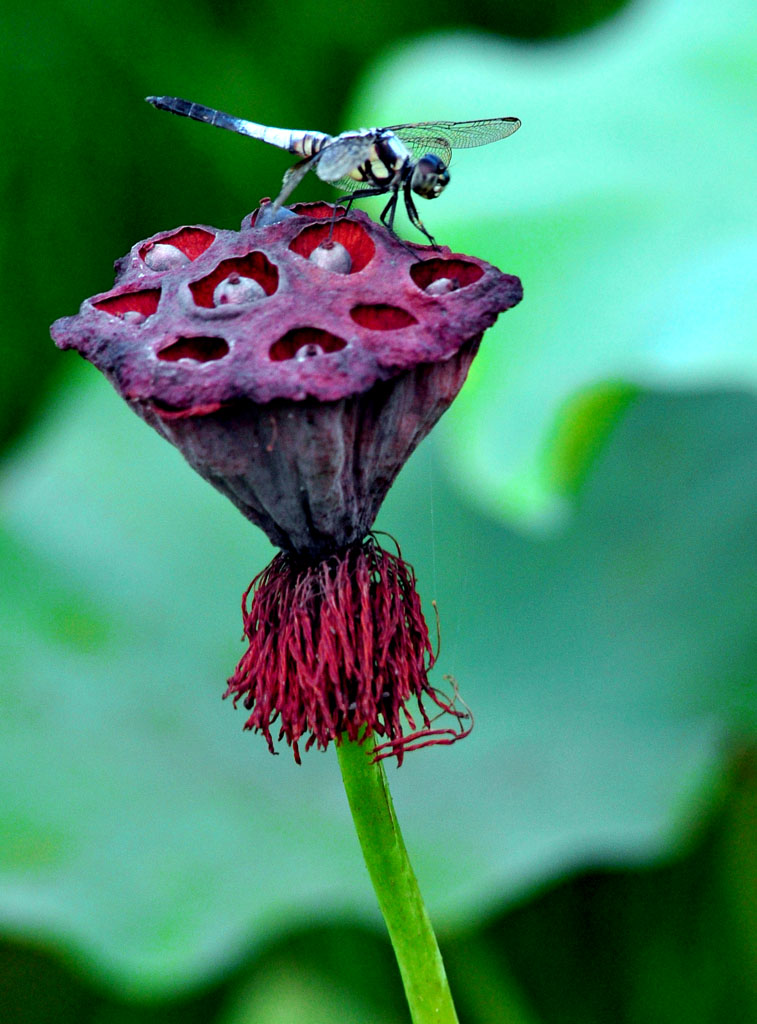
[[52, 201, 522, 559]]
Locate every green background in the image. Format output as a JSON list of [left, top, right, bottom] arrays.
[[2, 0, 756, 1021]]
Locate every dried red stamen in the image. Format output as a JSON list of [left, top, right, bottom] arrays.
[[224, 535, 471, 764]]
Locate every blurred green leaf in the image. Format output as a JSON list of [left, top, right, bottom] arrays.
[[443, 933, 542, 1024], [217, 926, 405, 1024], [0, 939, 92, 1024], [1, 364, 755, 994], [718, 751, 757, 1006], [489, 758, 757, 1024], [344, 0, 757, 524]]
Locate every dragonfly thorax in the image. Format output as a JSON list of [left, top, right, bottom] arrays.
[[410, 154, 450, 200], [341, 130, 409, 189]]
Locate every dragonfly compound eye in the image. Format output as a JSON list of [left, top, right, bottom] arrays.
[[411, 155, 450, 199]]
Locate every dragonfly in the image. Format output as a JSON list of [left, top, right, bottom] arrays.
[[146, 96, 521, 246]]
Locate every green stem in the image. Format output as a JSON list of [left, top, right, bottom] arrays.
[[336, 733, 459, 1024]]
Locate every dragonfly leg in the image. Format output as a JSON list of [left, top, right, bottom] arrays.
[[328, 189, 375, 242], [380, 191, 400, 234], [381, 190, 429, 255], [327, 196, 353, 243], [332, 186, 393, 241], [335, 186, 392, 206], [332, 185, 423, 252], [402, 182, 439, 248]]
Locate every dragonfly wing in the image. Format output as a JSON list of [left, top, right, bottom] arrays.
[[322, 174, 380, 196], [391, 117, 520, 164], [313, 132, 382, 182], [390, 131, 452, 167], [272, 156, 319, 209]]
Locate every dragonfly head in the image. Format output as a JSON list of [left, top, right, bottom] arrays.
[[410, 154, 450, 199]]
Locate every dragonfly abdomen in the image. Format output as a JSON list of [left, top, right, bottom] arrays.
[[145, 97, 331, 156], [286, 131, 331, 158]]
